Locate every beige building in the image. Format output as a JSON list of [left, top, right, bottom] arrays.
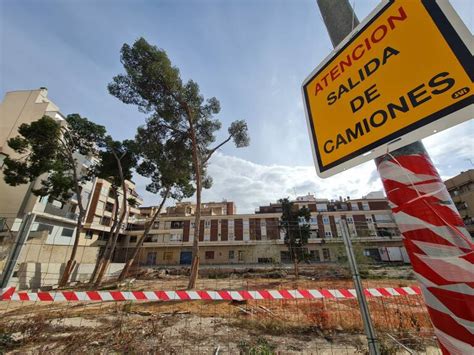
[[0, 89, 142, 287], [445, 169, 474, 236], [116, 194, 405, 266], [81, 178, 143, 247], [0, 89, 90, 246]]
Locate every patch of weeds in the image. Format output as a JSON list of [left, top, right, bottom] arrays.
[[122, 302, 133, 314], [233, 318, 318, 337], [208, 273, 228, 279], [0, 330, 19, 352], [238, 337, 276, 355], [378, 340, 398, 355]]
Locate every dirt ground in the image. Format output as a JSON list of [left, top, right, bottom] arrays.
[[0, 297, 439, 354], [0, 265, 440, 354]]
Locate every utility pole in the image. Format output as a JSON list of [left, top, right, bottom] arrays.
[[316, 3, 379, 354], [316, 1, 474, 353]]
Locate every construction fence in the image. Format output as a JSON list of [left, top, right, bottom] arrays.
[[0, 216, 441, 354]]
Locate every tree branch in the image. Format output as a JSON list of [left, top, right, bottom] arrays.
[[202, 135, 232, 164], [160, 122, 187, 135]]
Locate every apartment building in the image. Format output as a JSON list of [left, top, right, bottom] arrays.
[[0, 90, 142, 283], [444, 169, 474, 237], [0, 89, 92, 246], [115, 193, 404, 266], [82, 178, 143, 246]]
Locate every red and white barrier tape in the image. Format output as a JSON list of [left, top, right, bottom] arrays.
[[1, 286, 421, 302]]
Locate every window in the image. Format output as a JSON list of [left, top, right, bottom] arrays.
[[101, 217, 111, 226], [147, 252, 157, 265], [129, 236, 137, 243], [85, 230, 94, 239], [205, 251, 215, 260], [191, 222, 195, 228], [145, 235, 159, 243], [228, 250, 235, 259], [100, 186, 109, 196], [366, 216, 373, 223], [322, 248, 330, 260], [325, 231, 333, 237], [316, 203, 328, 212], [163, 252, 173, 262], [310, 250, 320, 262], [171, 221, 184, 229], [260, 220, 266, 227], [323, 216, 330, 224], [238, 250, 244, 261], [61, 228, 74, 237], [346, 217, 354, 223], [351, 202, 359, 211], [37, 223, 53, 234], [105, 202, 114, 212], [310, 218, 317, 224], [205, 220, 211, 228], [362, 202, 370, 211]]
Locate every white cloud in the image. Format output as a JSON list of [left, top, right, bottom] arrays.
[[134, 151, 382, 213], [135, 120, 473, 214], [194, 152, 382, 214]]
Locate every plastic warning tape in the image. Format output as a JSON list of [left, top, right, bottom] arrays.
[[1, 286, 421, 302]]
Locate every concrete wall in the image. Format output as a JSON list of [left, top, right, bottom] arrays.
[[15, 262, 125, 290], [17, 231, 100, 264]]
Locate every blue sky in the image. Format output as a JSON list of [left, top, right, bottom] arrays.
[[1, 0, 472, 212]]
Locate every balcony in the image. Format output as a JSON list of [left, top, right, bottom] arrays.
[[44, 203, 78, 220]]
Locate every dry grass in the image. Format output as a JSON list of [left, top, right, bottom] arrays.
[[0, 267, 439, 353]]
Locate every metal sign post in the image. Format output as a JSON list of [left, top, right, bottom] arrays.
[[340, 219, 380, 355]]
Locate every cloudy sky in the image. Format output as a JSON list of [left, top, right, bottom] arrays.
[[1, 0, 472, 213]]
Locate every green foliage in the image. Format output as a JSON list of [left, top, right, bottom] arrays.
[[279, 198, 311, 262], [91, 137, 138, 190], [238, 337, 276, 355], [134, 118, 195, 201], [228, 120, 250, 148], [108, 37, 250, 191], [3, 115, 106, 202], [334, 243, 372, 275]]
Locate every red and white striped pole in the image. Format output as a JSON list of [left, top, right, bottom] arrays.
[[316, 0, 473, 351], [376, 141, 474, 354]]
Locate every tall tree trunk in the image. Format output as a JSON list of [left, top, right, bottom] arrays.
[[89, 190, 120, 284], [58, 207, 84, 287], [186, 110, 202, 290], [58, 149, 85, 288], [95, 151, 128, 286], [294, 256, 299, 280], [118, 188, 170, 281]]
